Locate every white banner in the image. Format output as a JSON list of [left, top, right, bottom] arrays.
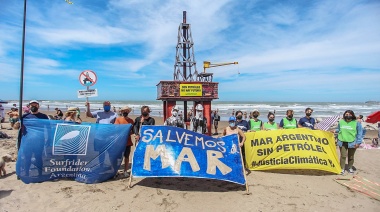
[[77, 89, 98, 98]]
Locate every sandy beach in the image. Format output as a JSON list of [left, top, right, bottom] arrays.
[[0, 110, 379, 211]]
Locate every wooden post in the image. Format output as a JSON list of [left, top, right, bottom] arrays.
[[238, 136, 250, 195]]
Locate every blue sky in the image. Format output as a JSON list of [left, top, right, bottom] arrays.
[[0, 0, 379, 102]]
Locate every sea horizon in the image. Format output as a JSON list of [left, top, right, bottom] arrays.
[[2, 99, 379, 122]]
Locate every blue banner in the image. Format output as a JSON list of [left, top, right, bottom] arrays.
[[16, 119, 131, 184], [132, 126, 245, 185]]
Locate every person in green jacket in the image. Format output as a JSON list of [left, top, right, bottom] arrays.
[[248, 109, 263, 131], [263, 112, 279, 130], [279, 109, 297, 129], [335, 110, 363, 175]]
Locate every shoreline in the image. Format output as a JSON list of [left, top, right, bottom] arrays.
[[0, 110, 379, 211]]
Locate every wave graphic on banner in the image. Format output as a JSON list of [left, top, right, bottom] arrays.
[[53, 124, 91, 155]]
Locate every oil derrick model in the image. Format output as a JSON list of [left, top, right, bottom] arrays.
[[157, 11, 219, 135]]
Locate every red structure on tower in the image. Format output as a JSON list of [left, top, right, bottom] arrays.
[[157, 11, 218, 135]]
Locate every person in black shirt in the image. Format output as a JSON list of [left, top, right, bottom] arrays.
[[54, 108, 63, 120], [133, 106, 155, 142], [19, 100, 49, 177]]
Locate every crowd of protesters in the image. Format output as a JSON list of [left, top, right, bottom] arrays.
[[6, 100, 377, 179]]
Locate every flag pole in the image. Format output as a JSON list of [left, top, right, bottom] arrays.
[[238, 136, 250, 195], [17, 0, 28, 150]]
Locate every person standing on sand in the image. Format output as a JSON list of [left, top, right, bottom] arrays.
[[133, 106, 155, 142], [0, 104, 5, 124], [223, 116, 247, 173], [86, 101, 117, 124], [279, 109, 298, 129], [20, 100, 49, 177], [76, 107, 82, 122], [115, 106, 134, 178], [7, 108, 20, 129], [86, 101, 118, 172], [248, 109, 263, 132], [263, 112, 279, 130], [212, 110, 220, 135], [190, 104, 207, 134], [334, 110, 363, 175], [235, 110, 249, 132], [164, 105, 185, 128], [298, 108, 316, 130], [223, 116, 246, 146]]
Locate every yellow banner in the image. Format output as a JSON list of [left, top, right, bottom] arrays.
[[244, 128, 341, 174], [180, 84, 202, 96]]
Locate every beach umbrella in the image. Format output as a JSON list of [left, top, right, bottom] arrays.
[[0, 99, 8, 104], [365, 111, 380, 124]]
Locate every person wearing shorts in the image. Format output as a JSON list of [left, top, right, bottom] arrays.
[[115, 106, 134, 177]]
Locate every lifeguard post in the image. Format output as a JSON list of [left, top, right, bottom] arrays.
[[157, 11, 218, 135]]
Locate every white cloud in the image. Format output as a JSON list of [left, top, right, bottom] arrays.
[[0, 0, 379, 101]]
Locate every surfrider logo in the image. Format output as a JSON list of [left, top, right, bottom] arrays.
[[53, 124, 91, 155]]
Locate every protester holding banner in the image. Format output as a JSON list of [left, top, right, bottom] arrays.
[[134, 106, 155, 141], [22, 100, 49, 120], [263, 112, 279, 130], [248, 109, 263, 132], [64, 107, 82, 124], [115, 106, 134, 177], [298, 108, 316, 130], [164, 105, 185, 128], [86, 101, 117, 124], [335, 110, 363, 175], [86, 101, 118, 172], [279, 110, 298, 129], [235, 110, 249, 132], [19, 100, 49, 177], [223, 116, 246, 147]]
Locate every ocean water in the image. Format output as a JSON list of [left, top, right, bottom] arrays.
[[2, 100, 379, 122]]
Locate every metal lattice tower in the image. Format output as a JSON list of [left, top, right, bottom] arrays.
[[173, 11, 198, 81]]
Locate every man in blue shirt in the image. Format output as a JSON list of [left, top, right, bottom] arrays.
[[298, 107, 316, 130], [235, 110, 249, 132]]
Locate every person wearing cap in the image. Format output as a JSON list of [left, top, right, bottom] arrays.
[[223, 116, 247, 173], [115, 106, 134, 177], [22, 100, 49, 120], [279, 110, 298, 129], [64, 107, 81, 124], [248, 109, 263, 132], [86, 101, 117, 124], [164, 105, 185, 128], [223, 116, 246, 146], [298, 108, 316, 130]]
